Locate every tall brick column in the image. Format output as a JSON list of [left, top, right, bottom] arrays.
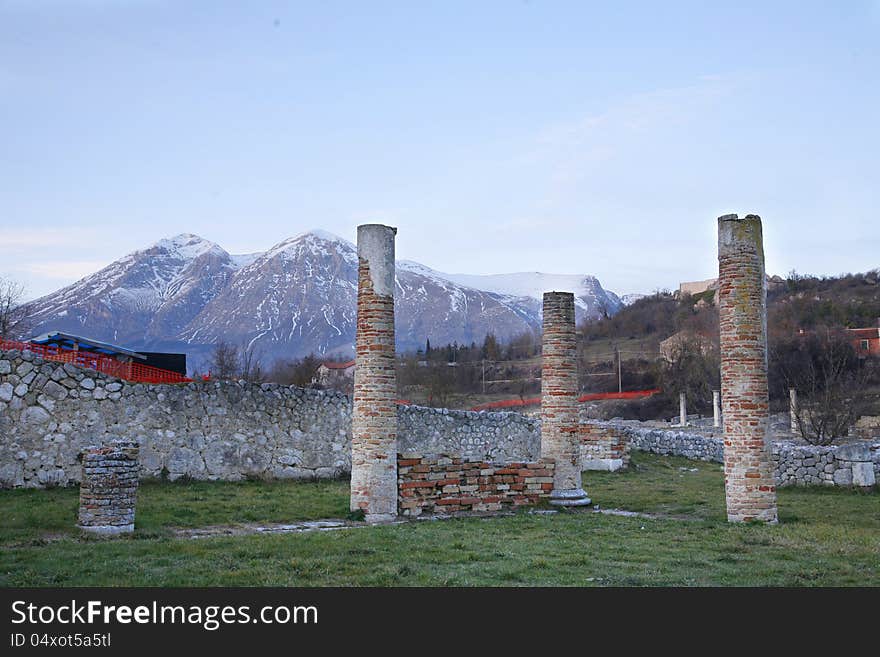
[[541, 292, 591, 506], [350, 224, 398, 522], [78, 439, 140, 534], [718, 214, 778, 523]]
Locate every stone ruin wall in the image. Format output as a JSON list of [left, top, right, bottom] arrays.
[[1, 348, 876, 490], [0, 348, 538, 489], [622, 425, 879, 487]]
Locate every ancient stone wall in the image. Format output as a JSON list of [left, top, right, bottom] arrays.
[[3, 348, 874, 491], [619, 424, 879, 487], [397, 453, 555, 517], [0, 349, 538, 488]]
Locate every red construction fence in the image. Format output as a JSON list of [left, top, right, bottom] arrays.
[[470, 389, 661, 412], [0, 338, 191, 385]]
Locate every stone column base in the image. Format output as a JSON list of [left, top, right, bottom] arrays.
[[583, 458, 625, 472], [78, 523, 134, 535], [852, 462, 876, 487], [364, 513, 398, 524], [549, 488, 592, 507]]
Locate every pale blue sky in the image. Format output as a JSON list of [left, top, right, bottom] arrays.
[[2, 0, 878, 300]]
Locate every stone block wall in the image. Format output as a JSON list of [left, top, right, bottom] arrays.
[[618, 424, 879, 487], [0, 348, 538, 488], [78, 439, 139, 534], [397, 453, 556, 517], [4, 347, 875, 492], [853, 415, 880, 440]]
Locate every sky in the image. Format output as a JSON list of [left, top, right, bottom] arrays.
[[1, 0, 878, 300]]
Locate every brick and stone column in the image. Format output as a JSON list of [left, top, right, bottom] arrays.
[[718, 214, 778, 523], [350, 224, 398, 522], [713, 390, 721, 428], [541, 292, 590, 506], [789, 388, 798, 435], [78, 439, 139, 534]]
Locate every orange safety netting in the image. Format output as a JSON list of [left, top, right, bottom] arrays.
[[470, 388, 660, 412]]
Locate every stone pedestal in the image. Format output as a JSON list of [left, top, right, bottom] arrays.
[[350, 224, 399, 522], [718, 214, 778, 524], [78, 439, 139, 534], [580, 422, 629, 471], [541, 292, 590, 506]]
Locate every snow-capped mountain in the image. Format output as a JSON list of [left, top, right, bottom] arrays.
[[619, 293, 647, 306], [440, 270, 621, 318], [21, 231, 623, 369], [22, 234, 239, 348]]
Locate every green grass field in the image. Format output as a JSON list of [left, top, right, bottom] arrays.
[[1, 453, 877, 586]]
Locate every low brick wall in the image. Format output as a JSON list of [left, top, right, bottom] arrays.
[[77, 439, 140, 534], [397, 453, 555, 517], [580, 421, 630, 471]]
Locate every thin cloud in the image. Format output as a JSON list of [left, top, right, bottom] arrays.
[[18, 260, 110, 280]]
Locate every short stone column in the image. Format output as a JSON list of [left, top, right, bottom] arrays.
[[78, 439, 140, 534], [541, 292, 590, 506], [679, 392, 687, 426], [713, 390, 721, 428], [580, 422, 630, 471], [350, 224, 399, 522], [718, 214, 778, 524], [789, 388, 798, 435]]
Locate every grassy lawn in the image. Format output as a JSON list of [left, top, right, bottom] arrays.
[[1, 453, 877, 586]]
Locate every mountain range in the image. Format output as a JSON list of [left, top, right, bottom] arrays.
[[21, 231, 624, 370]]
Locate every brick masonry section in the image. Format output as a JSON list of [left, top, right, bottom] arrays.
[[78, 439, 139, 534], [541, 292, 590, 505], [718, 214, 779, 523], [398, 453, 556, 517], [580, 421, 630, 471], [351, 224, 399, 521]]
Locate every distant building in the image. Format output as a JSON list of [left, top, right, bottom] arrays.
[[315, 359, 356, 388], [29, 331, 146, 364], [678, 275, 784, 300], [27, 331, 188, 382], [678, 278, 717, 297], [659, 330, 714, 362], [848, 322, 880, 359]]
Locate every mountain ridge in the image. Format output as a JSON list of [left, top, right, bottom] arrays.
[[21, 230, 623, 369]]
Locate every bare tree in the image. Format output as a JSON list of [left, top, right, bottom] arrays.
[[774, 328, 868, 445], [209, 340, 240, 380], [239, 341, 265, 383], [269, 353, 322, 387], [0, 277, 31, 339], [658, 335, 720, 415]]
